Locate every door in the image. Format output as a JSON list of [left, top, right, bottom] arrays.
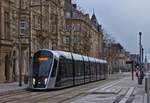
[[5, 55, 10, 82]]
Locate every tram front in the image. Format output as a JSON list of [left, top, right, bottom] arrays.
[[30, 50, 53, 89]]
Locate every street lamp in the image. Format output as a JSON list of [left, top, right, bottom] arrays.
[[142, 47, 144, 64], [137, 32, 145, 85], [139, 32, 142, 69]]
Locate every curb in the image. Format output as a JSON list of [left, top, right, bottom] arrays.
[[119, 87, 135, 103]]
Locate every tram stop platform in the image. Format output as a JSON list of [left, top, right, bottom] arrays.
[[0, 82, 28, 96], [71, 73, 147, 103]]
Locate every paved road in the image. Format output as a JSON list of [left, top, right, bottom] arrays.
[[0, 73, 144, 103], [0, 79, 115, 103]]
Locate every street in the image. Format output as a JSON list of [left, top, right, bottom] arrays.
[[0, 73, 146, 103], [0, 0, 149, 103]]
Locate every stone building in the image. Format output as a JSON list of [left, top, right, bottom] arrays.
[[111, 43, 129, 72], [90, 13, 103, 58], [30, 0, 65, 52], [103, 42, 131, 73], [0, 0, 103, 83], [64, 0, 103, 58], [0, 0, 65, 83], [0, 0, 30, 83], [0, 0, 20, 83]]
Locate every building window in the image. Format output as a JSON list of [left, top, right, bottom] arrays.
[[63, 36, 70, 44], [74, 35, 79, 44], [51, 14, 58, 33], [73, 23, 80, 32], [20, 20, 28, 35], [66, 24, 71, 31], [4, 11, 10, 39]]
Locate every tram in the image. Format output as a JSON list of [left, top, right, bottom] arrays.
[[29, 49, 108, 90]]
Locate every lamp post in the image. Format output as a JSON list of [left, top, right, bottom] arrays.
[[142, 47, 144, 64], [138, 32, 144, 85], [139, 32, 142, 69]]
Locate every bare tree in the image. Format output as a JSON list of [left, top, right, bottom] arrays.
[[103, 31, 118, 74]]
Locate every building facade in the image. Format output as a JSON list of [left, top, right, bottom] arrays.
[[0, 0, 105, 83], [64, 0, 103, 58], [0, 0, 21, 82], [0, 0, 65, 83], [103, 41, 131, 73], [30, 0, 65, 52]]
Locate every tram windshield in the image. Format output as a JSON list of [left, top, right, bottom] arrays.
[[32, 50, 53, 78]]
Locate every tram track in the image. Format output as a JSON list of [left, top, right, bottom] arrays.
[[34, 77, 128, 103], [0, 80, 107, 103], [0, 73, 125, 103]]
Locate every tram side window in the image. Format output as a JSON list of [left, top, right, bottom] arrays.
[[96, 63, 100, 78], [55, 56, 73, 87], [99, 63, 102, 76], [59, 58, 66, 78], [79, 61, 84, 76], [74, 60, 80, 77], [101, 64, 104, 75], [65, 59, 73, 77], [95, 62, 97, 77], [90, 62, 95, 76], [99, 63, 101, 75], [59, 57, 73, 78], [85, 61, 90, 76], [74, 60, 84, 77], [51, 59, 58, 77]]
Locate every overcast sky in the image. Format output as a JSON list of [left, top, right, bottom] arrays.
[[76, 0, 150, 62]]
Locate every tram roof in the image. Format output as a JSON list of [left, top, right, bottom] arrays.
[[53, 51, 72, 59], [82, 56, 89, 62], [36, 49, 107, 63], [53, 50, 107, 63]]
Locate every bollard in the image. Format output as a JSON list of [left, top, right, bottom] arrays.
[[145, 77, 147, 93], [145, 73, 150, 103]]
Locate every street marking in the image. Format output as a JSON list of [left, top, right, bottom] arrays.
[[88, 78, 127, 93], [100, 81, 120, 91], [119, 87, 135, 103]]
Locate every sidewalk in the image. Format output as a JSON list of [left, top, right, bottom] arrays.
[[126, 77, 146, 103], [0, 82, 28, 95], [71, 73, 147, 103]]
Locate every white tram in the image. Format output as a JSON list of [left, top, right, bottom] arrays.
[[29, 50, 108, 90]]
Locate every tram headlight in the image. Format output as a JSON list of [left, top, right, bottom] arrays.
[[45, 78, 48, 84], [33, 78, 35, 85]]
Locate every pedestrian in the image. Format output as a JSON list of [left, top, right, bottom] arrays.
[[139, 70, 145, 84], [135, 68, 145, 85], [135, 68, 139, 77]]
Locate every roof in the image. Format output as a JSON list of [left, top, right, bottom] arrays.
[[36, 49, 107, 63], [91, 13, 99, 27]]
